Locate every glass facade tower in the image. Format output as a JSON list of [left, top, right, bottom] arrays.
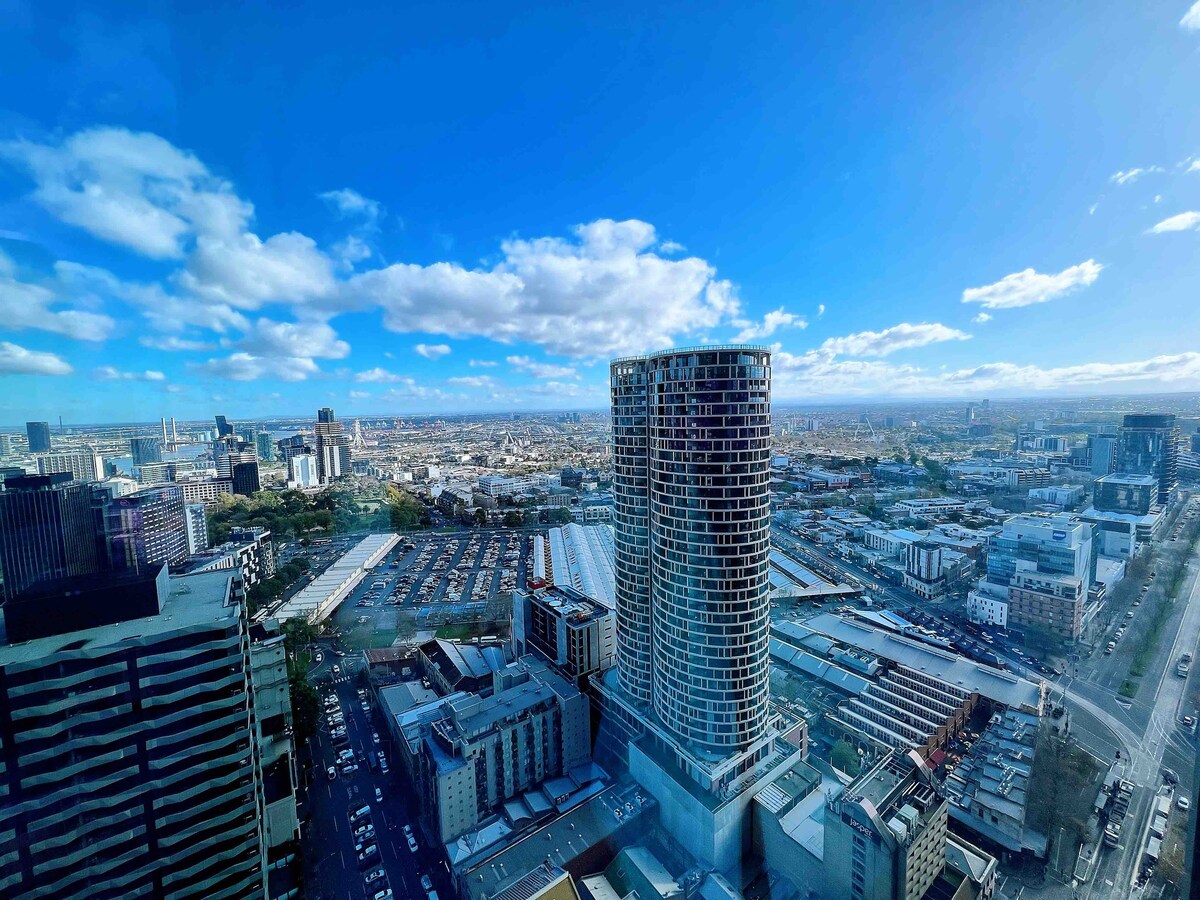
[[610, 346, 772, 755]]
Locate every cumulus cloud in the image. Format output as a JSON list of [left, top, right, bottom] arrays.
[[817, 322, 970, 357], [195, 353, 321, 382], [1149, 211, 1200, 233], [731, 307, 807, 341], [1182, 1, 1200, 30], [506, 355, 577, 378], [237, 317, 350, 359], [414, 342, 451, 360], [0, 341, 72, 375], [973, 312, 992, 324], [961, 260, 1103, 309], [95, 366, 166, 381], [341, 218, 740, 357], [1110, 167, 1162, 185]]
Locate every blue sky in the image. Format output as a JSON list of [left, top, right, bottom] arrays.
[[2, 1, 1200, 423]]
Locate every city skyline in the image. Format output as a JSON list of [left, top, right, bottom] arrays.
[[3, 3, 1200, 421]]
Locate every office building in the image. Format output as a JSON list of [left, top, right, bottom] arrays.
[[512, 584, 616, 686], [1116, 413, 1178, 506], [216, 445, 257, 480], [129, 436, 163, 466], [36, 449, 104, 482], [255, 431, 276, 462], [1094, 472, 1158, 516], [107, 484, 190, 572], [903, 540, 945, 600], [185, 502, 209, 555], [25, 421, 51, 453], [0, 567, 280, 898], [1088, 433, 1117, 477], [397, 656, 591, 843], [214, 414, 234, 438], [232, 460, 261, 496], [0, 473, 103, 600], [969, 513, 1093, 641], [314, 407, 351, 483], [0, 434, 13, 457]]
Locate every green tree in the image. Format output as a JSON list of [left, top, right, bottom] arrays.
[[831, 739, 861, 777], [503, 510, 523, 527], [473, 507, 488, 526]]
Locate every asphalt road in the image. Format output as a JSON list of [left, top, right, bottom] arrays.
[[300, 652, 453, 900]]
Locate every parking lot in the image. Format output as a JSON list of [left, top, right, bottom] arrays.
[[302, 654, 452, 900], [328, 532, 532, 645]]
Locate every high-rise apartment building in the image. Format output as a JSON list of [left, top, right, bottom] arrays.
[[611, 346, 773, 754], [0, 567, 281, 898], [314, 407, 351, 483], [106, 484, 190, 572], [1116, 413, 1179, 506], [130, 436, 163, 466], [0, 434, 13, 457], [185, 502, 210, 555], [0, 473, 103, 601], [287, 452, 320, 488], [36, 449, 104, 482], [600, 347, 800, 873], [25, 421, 51, 453]]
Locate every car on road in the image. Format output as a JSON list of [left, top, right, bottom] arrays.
[[332, 665, 341, 674], [403, 824, 418, 852], [372, 731, 380, 744], [421, 875, 434, 891], [1178, 796, 1191, 811], [375, 786, 383, 802], [326, 765, 336, 781], [1181, 715, 1196, 729], [1163, 768, 1179, 786]]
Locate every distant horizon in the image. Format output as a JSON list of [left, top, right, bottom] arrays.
[[3, 388, 1200, 433]]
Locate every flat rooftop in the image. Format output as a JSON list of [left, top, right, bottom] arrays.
[[0, 569, 235, 666]]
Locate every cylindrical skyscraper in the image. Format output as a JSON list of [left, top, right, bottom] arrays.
[[610, 346, 772, 756]]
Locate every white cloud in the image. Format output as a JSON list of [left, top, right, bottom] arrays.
[[332, 235, 372, 271], [771, 347, 1200, 399], [355, 367, 405, 383], [659, 240, 686, 254], [319, 188, 382, 225], [817, 322, 970, 357], [972, 312, 992, 324], [348, 390, 371, 399], [178, 230, 337, 309], [447, 375, 495, 389], [1188, 159, 1200, 173], [1182, 1, 1200, 31], [341, 218, 740, 357], [731, 307, 807, 341], [0, 341, 72, 375], [139, 335, 215, 351], [961, 260, 1103, 309], [817, 304, 826, 317], [414, 342, 451, 360], [1149, 211, 1200, 233], [237, 317, 350, 359], [0, 261, 116, 341], [95, 366, 166, 381], [469, 358, 498, 367], [0, 127, 247, 259], [1110, 166, 1162, 185], [195, 353, 321, 382], [506, 355, 577, 378]]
